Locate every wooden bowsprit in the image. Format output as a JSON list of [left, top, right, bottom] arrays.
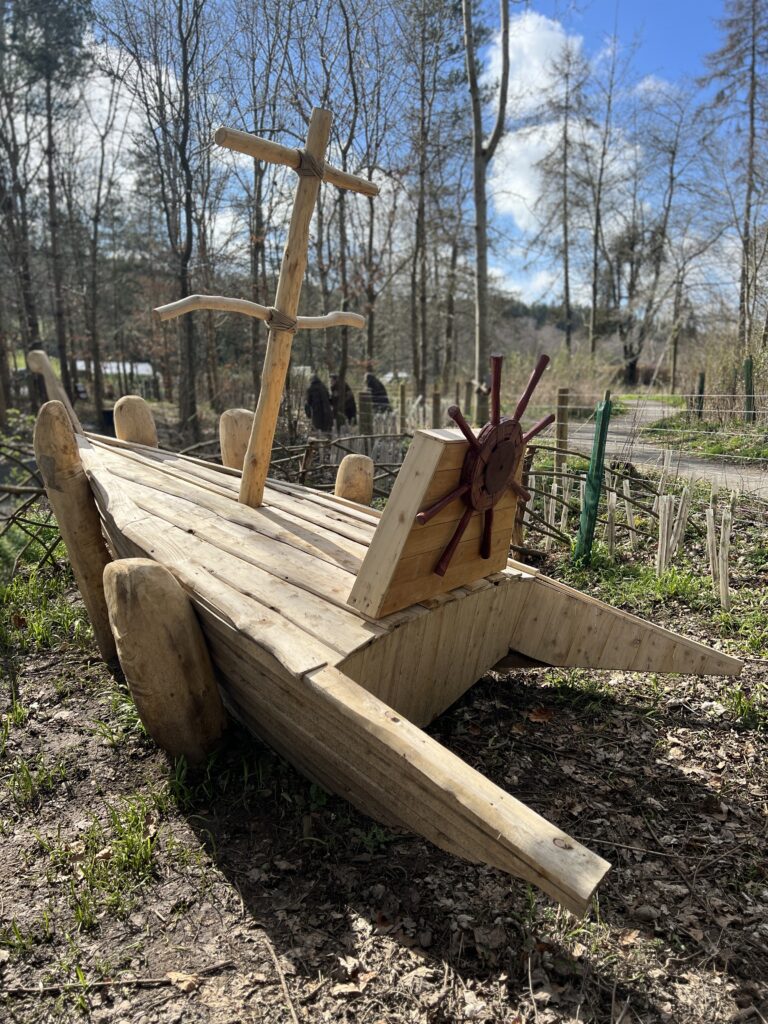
[[154, 108, 378, 508]]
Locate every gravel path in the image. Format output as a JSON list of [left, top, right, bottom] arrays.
[[568, 398, 768, 498]]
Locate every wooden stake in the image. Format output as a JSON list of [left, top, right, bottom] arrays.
[[653, 449, 672, 514], [559, 476, 572, 534], [219, 408, 254, 470], [670, 485, 690, 558], [33, 401, 115, 660], [103, 558, 227, 764], [706, 506, 719, 593], [239, 108, 332, 508], [399, 381, 407, 434], [718, 507, 732, 611], [555, 387, 569, 478], [622, 479, 638, 550], [334, 454, 374, 505], [525, 473, 536, 526], [114, 396, 158, 448], [606, 487, 616, 557]]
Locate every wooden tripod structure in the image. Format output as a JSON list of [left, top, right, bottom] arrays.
[[29, 105, 744, 920]]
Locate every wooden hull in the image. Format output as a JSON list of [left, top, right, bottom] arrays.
[[69, 433, 740, 915]]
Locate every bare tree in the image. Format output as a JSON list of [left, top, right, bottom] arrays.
[[463, 0, 509, 421], [99, 0, 209, 440], [703, 0, 768, 352]]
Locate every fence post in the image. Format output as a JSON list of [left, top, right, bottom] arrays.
[[695, 371, 705, 419], [431, 390, 442, 428], [555, 387, 569, 478], [398, 381, 407, 434], [574, 389, 612, 564], [744, 355, 756, 423]]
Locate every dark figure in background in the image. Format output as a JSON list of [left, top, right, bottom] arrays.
[[364, 370, 390, 412], [304, 374, 334, 432], [330, 374, 357, 425]]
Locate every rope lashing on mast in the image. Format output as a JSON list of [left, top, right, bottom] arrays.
[[265, 306, 298, 334], [296, 149, 325, 180]]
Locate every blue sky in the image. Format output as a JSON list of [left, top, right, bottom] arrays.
[[532, 0, 723, 82], [485, 1, 732, 305]]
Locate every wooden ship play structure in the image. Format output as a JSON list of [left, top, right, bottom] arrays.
[[30, 108, 742, 918]]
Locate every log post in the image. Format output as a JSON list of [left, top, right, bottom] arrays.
[[103, 558, 227, 764], [113, 395, 158, 447], [334, 453, 374, 505], [219, 408, 255, 470], [398, 381, 407, 434], [33, 401, 116, 660], [238, 108, 332, 508]]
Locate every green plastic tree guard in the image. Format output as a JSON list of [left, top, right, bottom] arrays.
[[574, 390, 612, 564]]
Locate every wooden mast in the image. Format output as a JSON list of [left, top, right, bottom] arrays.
[[154, 108, 378, 509]]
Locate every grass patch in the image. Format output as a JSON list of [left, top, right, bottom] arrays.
[[0, 909, 54, 952], [4, 754, 68, 809], [557, 550, 716, 615], [0, 564, 91, 653], [38, 794, 159, 930], [716, 601, 768, 655], [723, 684, 767, 730]]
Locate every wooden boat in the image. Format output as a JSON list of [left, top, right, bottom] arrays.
[[28, 108, 742, 918]]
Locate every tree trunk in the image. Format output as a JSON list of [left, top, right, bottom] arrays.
[[45, 76, 72, 401], [463, 0, 509, 425]]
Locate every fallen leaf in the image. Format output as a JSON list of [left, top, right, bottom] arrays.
[[618, 928, 641, 946], [167, 971, 201, 993], [527, 707, 554, 723], [331, 972, 375, 998]]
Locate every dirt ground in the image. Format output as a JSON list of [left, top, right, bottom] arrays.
[[1, 541, 767, 1022]]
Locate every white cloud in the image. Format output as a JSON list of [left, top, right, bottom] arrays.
[[491, 263, 559, 304], [487, 11, 582, 118], [489, 121, 560, 233]]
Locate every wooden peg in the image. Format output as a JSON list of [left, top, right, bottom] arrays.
[[113, 395, 158, 447], [33, 401, 115, 660], [334, 454, 374, 505], [103, 558, 227, 764], [219, 408, 254, 470]]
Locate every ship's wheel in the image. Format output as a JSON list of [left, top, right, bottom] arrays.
[[416, 354, 555, 577]]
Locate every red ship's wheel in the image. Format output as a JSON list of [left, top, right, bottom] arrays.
[[416, 353, 555, 577]]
